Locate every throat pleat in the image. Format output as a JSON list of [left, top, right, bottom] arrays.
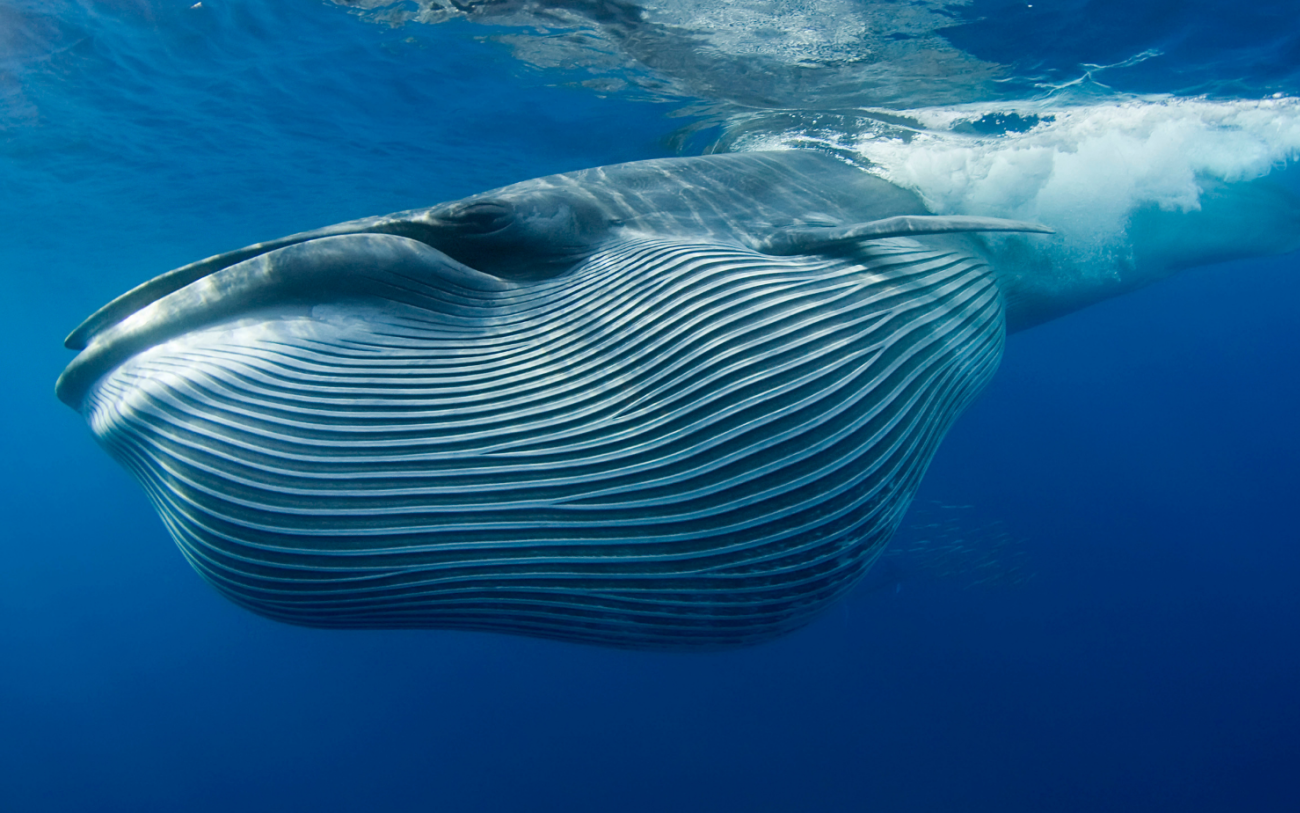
[[85, 237, 1004, 649]]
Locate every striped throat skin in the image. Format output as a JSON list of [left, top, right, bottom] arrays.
[[70, 233, 1004, 649]]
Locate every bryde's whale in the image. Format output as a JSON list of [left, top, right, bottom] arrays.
[[55, 150, 1298, 648]]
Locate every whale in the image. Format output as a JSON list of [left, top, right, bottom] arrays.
[[55, 150, 1298, 649]]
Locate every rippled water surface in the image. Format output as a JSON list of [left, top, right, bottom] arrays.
[[2, 2, 1297, 811]]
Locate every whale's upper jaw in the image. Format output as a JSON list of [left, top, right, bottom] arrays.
[[54, 232, 511, 411], [63, 151, 929, 353]]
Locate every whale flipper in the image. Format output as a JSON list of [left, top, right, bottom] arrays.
[[754, 215, 1055, 256]]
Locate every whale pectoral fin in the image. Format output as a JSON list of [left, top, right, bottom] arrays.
[[754, 215, 1055, 256]]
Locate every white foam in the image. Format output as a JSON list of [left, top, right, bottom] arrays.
[[739, 97, 1300, 264]]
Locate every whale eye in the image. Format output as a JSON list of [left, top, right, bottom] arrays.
[[438, 199, 515, 234]]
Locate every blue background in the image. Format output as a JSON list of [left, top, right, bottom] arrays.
[[2, 1, 1297, 810]]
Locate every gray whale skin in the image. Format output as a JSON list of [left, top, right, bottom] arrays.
[[55, 151, 1295, 649]]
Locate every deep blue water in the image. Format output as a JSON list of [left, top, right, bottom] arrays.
[[2, 2, 1298, 811]]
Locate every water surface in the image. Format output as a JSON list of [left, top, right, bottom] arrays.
[[2, 2, 1297, 810]]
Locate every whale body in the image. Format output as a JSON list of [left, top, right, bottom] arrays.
[[55, 150, 1293, 648]]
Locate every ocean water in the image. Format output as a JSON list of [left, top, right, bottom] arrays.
[[2, 1, 1298, 811]]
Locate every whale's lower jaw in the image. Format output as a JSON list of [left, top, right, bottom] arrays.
[[81, 237, 1004, 649]]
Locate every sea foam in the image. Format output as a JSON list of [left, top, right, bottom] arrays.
[[733, 97, 1300, 278]]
